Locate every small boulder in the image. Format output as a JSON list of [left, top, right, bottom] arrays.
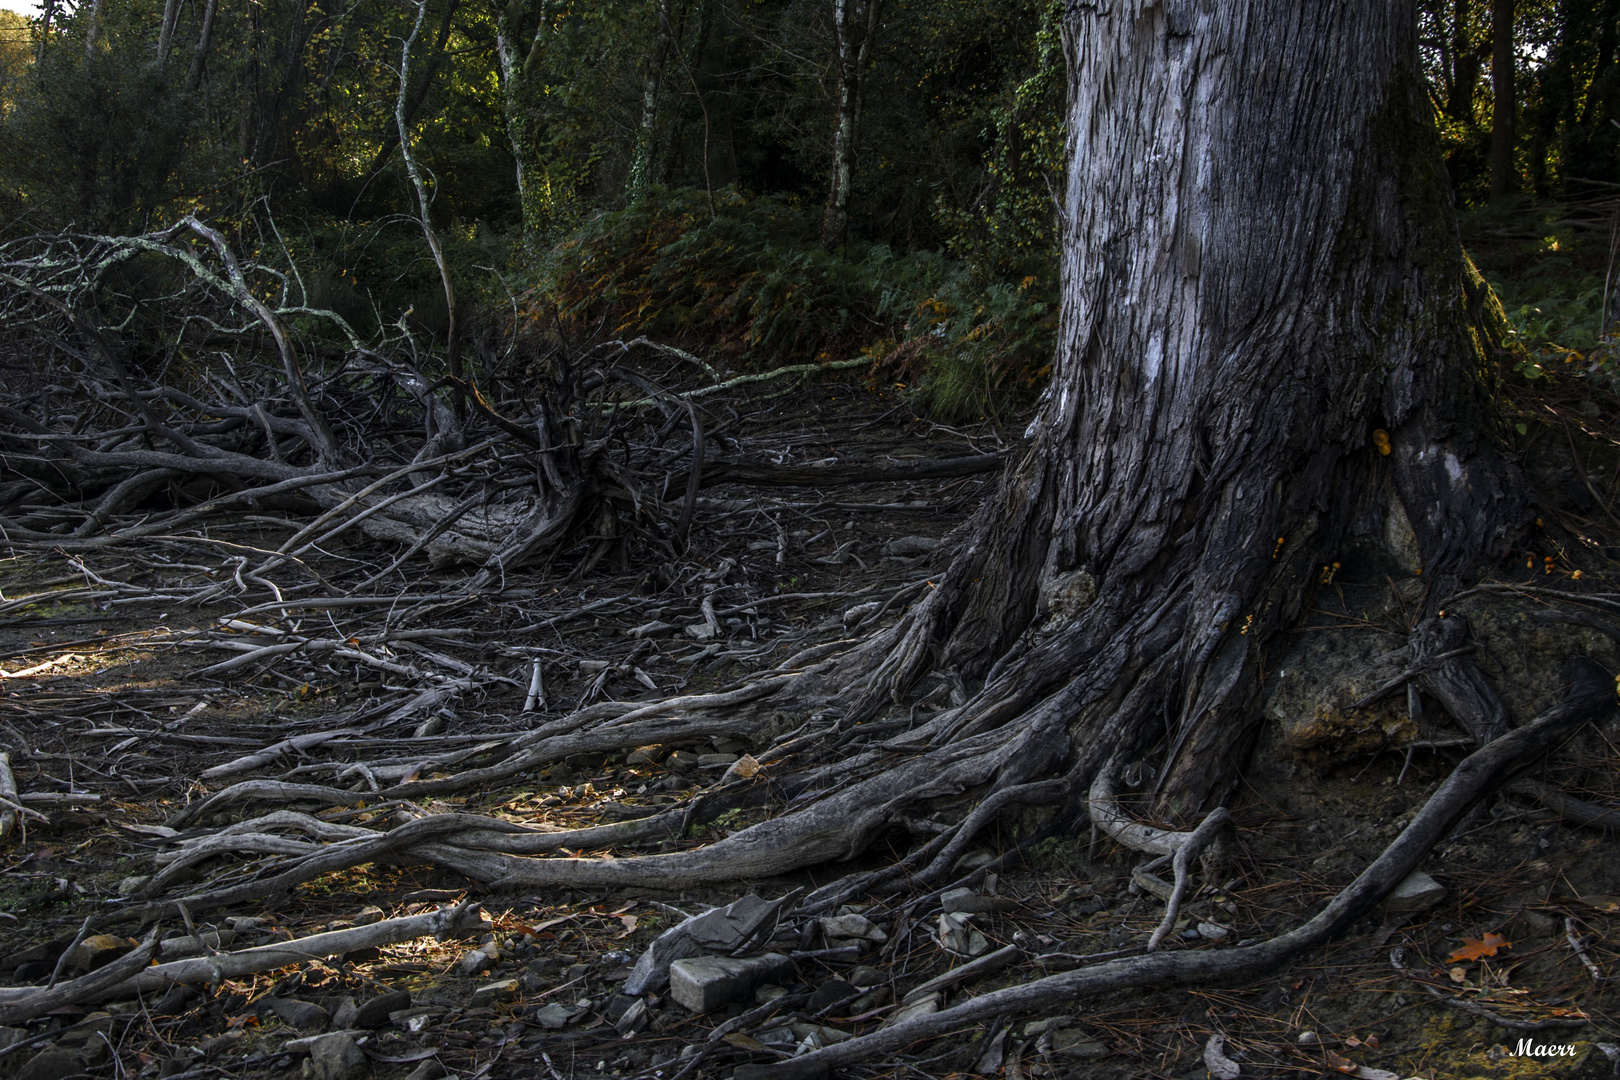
[[808, 979, 858, 1013], [457, 949, 490, 976], [403, 1062, 447, 1080], [264, 997, 329, 1031], [354, 991, 412, 1028], [307, 1032, 367, 1080], [1385, 870, 1447, 912], [68, 934, 132, 974], [15, 1049, 88, 1080], [351, 906, 385, 927]]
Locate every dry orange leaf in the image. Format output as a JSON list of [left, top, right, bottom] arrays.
[[1447, 932, 1511, 962]]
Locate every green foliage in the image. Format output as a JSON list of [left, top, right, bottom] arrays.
[[539, 186, 1055, 421]]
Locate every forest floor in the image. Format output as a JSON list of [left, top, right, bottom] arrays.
[[6, 335, 1620, 1079]]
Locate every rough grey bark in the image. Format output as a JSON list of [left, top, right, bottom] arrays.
[[784, 0, 1523, 825], [1490, 0, 1516, 196]]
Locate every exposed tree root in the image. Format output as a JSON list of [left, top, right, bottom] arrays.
[[728, 660, 1612, 1078]]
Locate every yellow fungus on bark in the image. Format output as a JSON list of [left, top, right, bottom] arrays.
[[1372, 428, 1391, 455]]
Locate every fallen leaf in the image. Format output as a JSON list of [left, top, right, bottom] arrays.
[[1448, 932, 1511, 962], [617, 914, 638, 937], [723, 1033, 769, 1051], [731, 753, 761, 778], [1448, 967, 1469, 983]]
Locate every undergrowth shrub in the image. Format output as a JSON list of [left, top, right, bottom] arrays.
[[534, 187, 1057, 422]]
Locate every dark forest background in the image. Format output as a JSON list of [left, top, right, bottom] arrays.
[[0, 0, 1617, 412]]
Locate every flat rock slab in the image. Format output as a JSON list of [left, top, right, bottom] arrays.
[[669, 953, 795, 1013], [623, 893, 779, 995], [471, 978, 519, 1006]]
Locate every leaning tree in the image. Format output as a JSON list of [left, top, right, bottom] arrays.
[[25, 0, 1611, 1071]]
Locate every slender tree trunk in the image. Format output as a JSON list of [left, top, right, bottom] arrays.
[[497, 1, 550, 237], [367, 0, 460, 179], [157, 0, 181, 69], [821, 0, 880, 251], [1447, 0, 1483, 123], [37, 0, 55, 62], [1489, 0, 1516, 196], [627, 0, 678, 200], [397, 0, 462, 406], [186, 0, 219, 91], [82, 0, 103, 57]]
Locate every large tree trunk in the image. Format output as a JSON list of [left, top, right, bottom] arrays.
[[791, 0, 1522, 825]]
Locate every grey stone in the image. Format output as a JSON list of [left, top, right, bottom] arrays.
[[627, 621, 677, 639], [265, 997, 329, 1031], [602, 994, 638, 1024], [808, 979, 858, 1012], [936, 912, 989, 957], [626, 747, 666, 766], [818, 914, 886, 942], [696, 753, 738, 767], [14, 1049, 86, 1080], [470, 978, 519, 1007], [68, 934, 132, 974], [403, 1061, 447, 1080], [847, 965, 883, 988], [884, 992, 939, 1027], [282, 1030, 363, 1054], [668, 953, 795, 1013], [622, 894, 778, 995], [331, 997, 358, 1031], [1385, 870, 1447, 912], [352, 906, 385, 927], [1053, 1031, 1110, 1059], [457, 950, 490, 976], [531, 1004, 573, 1030], [116, 875, 150, 896], [939, 888, 1016, 915], [882, 535, 940, 557], [663, 750, 702, 772], [0, 1026, 25, 1051], [355, 991, 411, 1028], [307, 1033, 367, 1080], [613, 999, 649, 1036]]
